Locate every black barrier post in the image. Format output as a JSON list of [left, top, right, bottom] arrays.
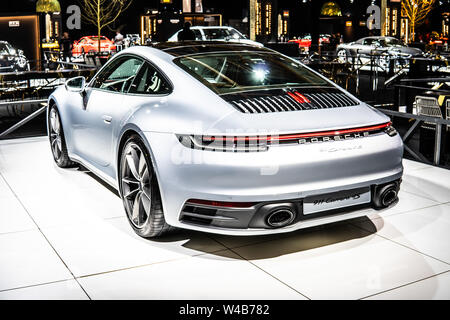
[[380, 109, 450, 168], [435, 123, 443, 165]]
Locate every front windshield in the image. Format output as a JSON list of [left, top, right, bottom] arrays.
[[174, 51, 329, 94], [203, 28, 244, 40], [0, 43, 11, 55]]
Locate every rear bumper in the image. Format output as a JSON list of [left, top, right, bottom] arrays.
[[143, 131, 403, 235]]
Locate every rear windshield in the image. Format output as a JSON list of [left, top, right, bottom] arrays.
[[0, 43, 12, 54], [174, 51, 329, 94], [90, 36, 108, 41]]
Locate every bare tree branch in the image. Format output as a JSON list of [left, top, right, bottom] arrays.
[[402, 0, 435, 42], [78, 0, 133, 52]]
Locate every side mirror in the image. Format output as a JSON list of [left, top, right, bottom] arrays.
[[65, 76, 86, 93]]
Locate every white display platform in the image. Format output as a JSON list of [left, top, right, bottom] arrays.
[[0, 137, 449, 299]]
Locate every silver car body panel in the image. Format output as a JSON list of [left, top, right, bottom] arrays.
[[48, 44, 403, 235]]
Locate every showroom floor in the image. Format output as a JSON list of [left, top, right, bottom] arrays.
[[0, 136, 449, 300]]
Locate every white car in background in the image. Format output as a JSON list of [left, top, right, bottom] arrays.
[[336, 36, 423, 72], [168, 26, 263, 47]]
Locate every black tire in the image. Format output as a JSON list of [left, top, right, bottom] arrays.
[[48, 105, 76, 168], [119, 135, 173, 238]]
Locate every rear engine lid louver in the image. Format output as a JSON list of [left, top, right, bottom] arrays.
[[222, 88, 359, 114]]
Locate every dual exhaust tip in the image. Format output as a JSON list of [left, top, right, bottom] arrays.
[[263, 181, 400, 229], [266, 208, 296, 228]]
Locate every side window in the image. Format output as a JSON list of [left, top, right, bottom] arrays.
[[93, 56, 143, 93], [193, 29, 202, 40], [128, 62, 171, 95], [363, 38, 374, 45]]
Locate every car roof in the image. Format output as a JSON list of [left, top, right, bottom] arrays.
[[361, 36, 397, 40], [85, 36, 109, 39], [151, 41, 271, 57], [191, 26, 233, 30]]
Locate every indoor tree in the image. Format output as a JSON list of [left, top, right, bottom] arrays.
[[79, 0, 133, 52], [401, 0, 435, 42]]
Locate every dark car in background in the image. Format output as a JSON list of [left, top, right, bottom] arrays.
[[0, 41, 29, 72]]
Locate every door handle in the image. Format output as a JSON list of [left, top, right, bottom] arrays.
[[102, 115, 112, 124]]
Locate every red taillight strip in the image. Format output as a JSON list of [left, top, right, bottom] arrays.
[[293, 91, 311, 103], [205, 122, 391, 142], [273, 121, 391, 141], [186, 199, 256, 208]]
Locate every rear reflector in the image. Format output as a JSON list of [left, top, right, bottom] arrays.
[[186, 199, 256, 208]]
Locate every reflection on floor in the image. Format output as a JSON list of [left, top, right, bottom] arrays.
[[0, 137, 449, 300]]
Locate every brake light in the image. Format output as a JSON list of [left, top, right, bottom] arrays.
[[186, 199, 256, 208]]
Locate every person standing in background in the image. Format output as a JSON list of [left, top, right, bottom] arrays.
[[59, 32, 72, 64], [115, 30, 124, 52], [178, 22, 196, 41]]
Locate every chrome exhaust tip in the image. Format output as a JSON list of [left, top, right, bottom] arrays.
[[381, 188, 398, 207], [373, 182, 399, 209], [266, 208, 296, 228]]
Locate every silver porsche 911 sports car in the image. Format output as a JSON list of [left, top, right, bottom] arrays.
[[47, 41, 403, 237]]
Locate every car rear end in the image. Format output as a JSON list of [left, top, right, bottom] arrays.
[[145, 111, 402, 235], [144, 44, 403, 235]]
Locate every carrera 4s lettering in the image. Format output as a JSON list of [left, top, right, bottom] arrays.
[[313, 193, 361, 206]]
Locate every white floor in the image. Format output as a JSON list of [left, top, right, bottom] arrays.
[[0, 136, 449, 300]]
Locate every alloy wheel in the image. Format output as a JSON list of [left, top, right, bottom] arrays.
[[121, 143, 152, 229], [49, 108, 63, 161]]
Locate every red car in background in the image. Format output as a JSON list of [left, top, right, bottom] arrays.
[[289, 34, 331, 50], [289, 35, 312, 49], [72, 36, 116, 56]]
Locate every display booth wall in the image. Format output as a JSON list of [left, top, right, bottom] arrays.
[[0, 14, 41, 70]]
